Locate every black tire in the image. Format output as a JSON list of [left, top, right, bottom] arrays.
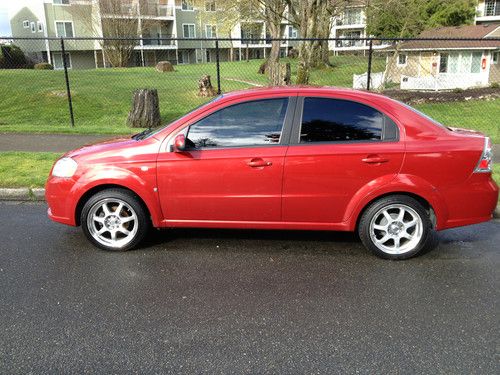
[[80, 188, 150, 251], [358, 195, 435, 260]]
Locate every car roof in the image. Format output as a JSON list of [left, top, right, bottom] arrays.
[[221, 85, 389, 101]]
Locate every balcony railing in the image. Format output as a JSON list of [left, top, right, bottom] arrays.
[[141, 34, 176, 46], [141, 3, 175, 17], [335, 39, 366, 48]]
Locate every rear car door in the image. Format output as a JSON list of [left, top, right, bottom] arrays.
[[156, 96, 295, 223], [282, 96, 405, 224]]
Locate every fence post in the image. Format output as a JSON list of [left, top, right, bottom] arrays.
[[60, 37, 75, 127], [366, 39, 373, 91], [215, 39, 221, 95]]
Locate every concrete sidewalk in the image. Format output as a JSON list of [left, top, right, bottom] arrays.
[[1, 133, 499, 162]]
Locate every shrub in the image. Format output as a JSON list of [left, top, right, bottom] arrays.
[[34, 62, 54, 70], [0, 45, 29, 69], [490, 82, 499, 89]]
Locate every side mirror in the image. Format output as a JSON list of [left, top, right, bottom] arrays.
[[173, 133, 186, 152]]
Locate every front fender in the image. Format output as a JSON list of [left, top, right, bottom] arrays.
[[71, 163, 162, 227], [343, 174, 448, 231]]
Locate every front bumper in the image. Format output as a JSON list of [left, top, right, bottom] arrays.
[[45, 176, 79, 226]]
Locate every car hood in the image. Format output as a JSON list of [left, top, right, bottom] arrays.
[[64, 136, 161, 162]]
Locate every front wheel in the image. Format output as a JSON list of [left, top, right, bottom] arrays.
[[358, 195, 434, 260], [81, 188, 150, 251]]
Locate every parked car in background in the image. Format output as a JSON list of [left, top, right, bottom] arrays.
[[45, 87, 498, 259]]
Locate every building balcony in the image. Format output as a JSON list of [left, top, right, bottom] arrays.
[[141, 4, 175, 18], [140, 35, 176, 48]]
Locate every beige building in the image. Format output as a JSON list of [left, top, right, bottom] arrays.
[[476, 0, 500, 25], [384, 24, 500, 90]]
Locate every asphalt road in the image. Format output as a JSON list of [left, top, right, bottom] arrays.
[[0, 202, 499, 374]]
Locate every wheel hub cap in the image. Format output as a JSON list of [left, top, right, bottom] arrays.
[[388, 221, 403, 235], [104, 215, 121, 230]]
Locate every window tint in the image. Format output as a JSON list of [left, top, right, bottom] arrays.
[[187, 98, 288, 149], [300, 98, 383, 143]]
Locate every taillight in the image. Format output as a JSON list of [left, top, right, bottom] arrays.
[[474, 137, 492, 173]]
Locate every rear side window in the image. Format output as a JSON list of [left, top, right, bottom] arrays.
[[300, 98, 396, 143], [187, 98, 288, 148]]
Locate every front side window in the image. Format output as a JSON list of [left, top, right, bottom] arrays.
[[485, 0, 500, 16], [30, 22, 36, 33], [53, 0, 70, 4], [493, 51, 499, 64], [183, 24, 195, 38], [288, 26, 297, 38], [56, 21, 74, 37], [186, 98, 288, 149], [23, 20, 30, 28], [300, 98, 385, 143], [470, 52, 482, 73]]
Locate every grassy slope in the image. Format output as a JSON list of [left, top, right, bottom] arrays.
[[0, 56, 497, 141]]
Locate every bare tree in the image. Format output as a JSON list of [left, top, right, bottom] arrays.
[[75, 0, 160, 67]]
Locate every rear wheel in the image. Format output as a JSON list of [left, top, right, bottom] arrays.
[[358, 195, 434, 260], [81, 189, 149, 251]]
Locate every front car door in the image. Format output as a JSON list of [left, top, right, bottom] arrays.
[[156, 95, 295, 225], [282, 96, 405, 225]]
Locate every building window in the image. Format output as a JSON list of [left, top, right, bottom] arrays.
[[397, 53, 407, 66], [182, 24, 195, 38], [205, 0, 216, 12], [181, 0, 194, 11], [484, 0, 500, 16], [55, 21, 74, 38], [344, 8, 363, 25], [37, 21, 43, 32], [23, 20, 30, 28], [439, 53, 448, 73], [53, 0, 70, 4], [288, 26, 297, 39], [30, 22, 36, 33], [52, 52, 71, 70], [493, 51, 499, 64], [471, 52, 482, 73], [205, 25, 217, 38]]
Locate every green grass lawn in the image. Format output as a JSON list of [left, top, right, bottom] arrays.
[[0, 152, 498, 206], [0, 152, 61, 188], [0, 56, 498, 142]]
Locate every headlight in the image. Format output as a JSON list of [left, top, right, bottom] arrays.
[[52, 157, 78, 178]]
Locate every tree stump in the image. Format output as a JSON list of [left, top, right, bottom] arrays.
[[127, 89, 161, 128], [156, 61, 174, 72], [258, 60, 268, 74], [198, 75, 217, 97]]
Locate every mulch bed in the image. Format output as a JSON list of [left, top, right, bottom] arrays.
[[382, 87, 500, 105]]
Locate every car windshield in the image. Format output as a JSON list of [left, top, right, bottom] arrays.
[[133, 95, 223, 140]]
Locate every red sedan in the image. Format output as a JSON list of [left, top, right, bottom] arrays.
[[45, 87, 498, 259]]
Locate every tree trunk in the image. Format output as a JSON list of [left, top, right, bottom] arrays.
[[269, 62, 291, 86], [198, 75, 217, 97], [127, 89, 161, 128]]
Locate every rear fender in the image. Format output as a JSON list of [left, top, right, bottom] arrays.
[[343, 174, 448, 231]]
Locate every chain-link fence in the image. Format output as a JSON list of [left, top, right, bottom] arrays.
[[0, 36, 499, 141]]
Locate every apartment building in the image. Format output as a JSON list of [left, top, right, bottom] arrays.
[[475, 0, 500, 24]]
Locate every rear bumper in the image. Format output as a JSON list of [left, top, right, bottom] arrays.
[[440, 174, 498, 230], [45, 176, 79, 226]]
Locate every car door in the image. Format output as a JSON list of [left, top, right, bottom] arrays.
[[156, 96, 295, 223], [282, 96, 405, 224]]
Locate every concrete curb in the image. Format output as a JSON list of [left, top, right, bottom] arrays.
[[0, 188, 45, 201], [0, 188, 499, 218]]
